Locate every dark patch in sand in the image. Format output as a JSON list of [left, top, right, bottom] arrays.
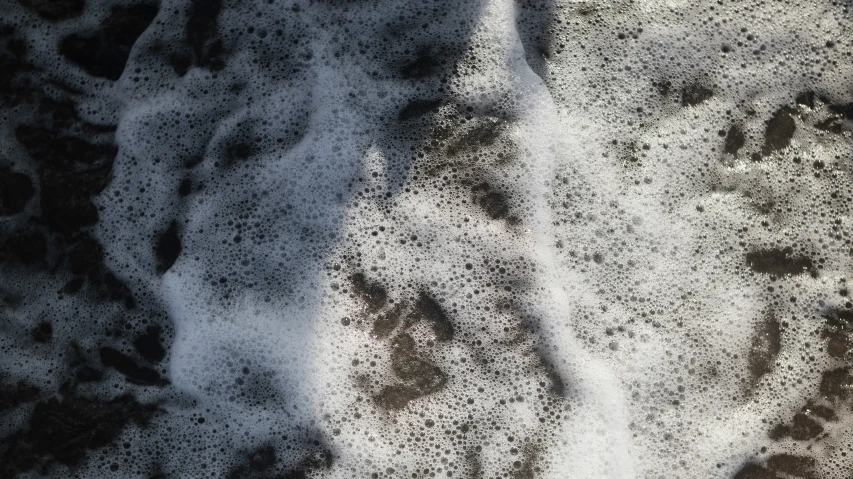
[[0, 168, 34, 215], [99, 347, 168, 386], [350, 273, 387, 312], [760, 108, 796, 156], [133, 326, 166, 363], [748, 316, 781, 387], [408, 292, 454, 341], [18, 0, 85, 21], [59, 4, 159, 81], [155, 221, 181, 274], [745, 248, 813, 276], [399, 99, 441, 121], [0, 394, 158, 475], [724, 125, 745, 156], [680, 83, 713, 107]]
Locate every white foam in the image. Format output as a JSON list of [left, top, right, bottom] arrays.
[[2, 0, 852, 477]]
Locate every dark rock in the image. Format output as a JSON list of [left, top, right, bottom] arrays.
[[815, 101, 853, 134], [59, 4, 159, 81]]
